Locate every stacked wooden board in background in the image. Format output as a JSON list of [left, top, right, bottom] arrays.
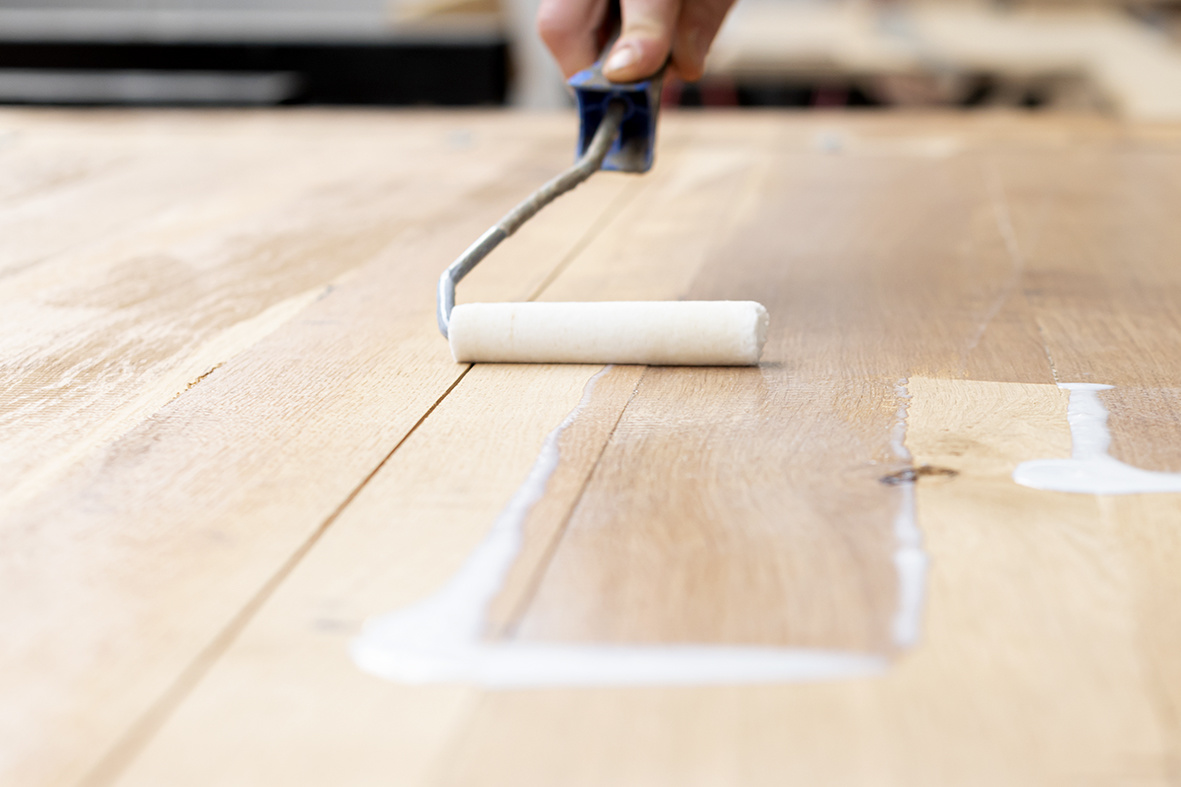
[[709, 1, 1181, 118]]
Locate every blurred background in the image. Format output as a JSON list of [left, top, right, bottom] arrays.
[[1, 0, 1180, 118]]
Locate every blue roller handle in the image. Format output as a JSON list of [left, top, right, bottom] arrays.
[[568, 60, 664, 173]]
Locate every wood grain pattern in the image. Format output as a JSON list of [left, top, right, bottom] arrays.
[[0, 110, 634, 787], [439, 379, 1174, 787], [3, 110, 1181, 786], [512, 116, 1071, 652]]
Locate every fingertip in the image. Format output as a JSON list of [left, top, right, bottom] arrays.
[[673, 55, 704, 83], [674, 62, 704, 84], [672, 0, 735, 83], [603, 37, 668, 82], [603, 42, 640, 81], [672, 26, 707, 82]]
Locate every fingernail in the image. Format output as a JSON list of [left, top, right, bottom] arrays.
[[605, 44, 638, 76]]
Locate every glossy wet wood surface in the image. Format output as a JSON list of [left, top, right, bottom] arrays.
[[2, 109, 1180, 786]]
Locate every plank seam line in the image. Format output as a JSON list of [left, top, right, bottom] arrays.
[[456, 173, 649, 639], [492, 144, 721, 636], [377, 178, 648, 779], [78, 364, 474, 787], [962, 166, 1026, 370], [82, 142, 649, 785], [497, 367, 648, 639], [523, 177, 648, 303], [422, 369, 645, 786], [1032, 310, 1061, 385]]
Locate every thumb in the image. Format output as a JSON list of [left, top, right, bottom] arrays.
[[603, 0, 680, 82]]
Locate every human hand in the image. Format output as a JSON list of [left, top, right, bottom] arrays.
[[537, 0, 737, 83]]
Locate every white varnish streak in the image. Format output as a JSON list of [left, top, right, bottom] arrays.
[[351, 372, 929, 688], [890, 379, 928, 649], [1014, 383, 1181, 495]]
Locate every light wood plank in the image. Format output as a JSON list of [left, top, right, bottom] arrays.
[[113, 362, 646, 787], [0, 110, 608, 514]]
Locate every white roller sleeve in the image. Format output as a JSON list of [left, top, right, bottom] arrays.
[[448, 301, 769, 366]]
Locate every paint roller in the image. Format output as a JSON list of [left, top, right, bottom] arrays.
[[436, 58, 768, 366]]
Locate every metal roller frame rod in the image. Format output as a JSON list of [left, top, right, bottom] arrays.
[[437, 99, 627, 339]]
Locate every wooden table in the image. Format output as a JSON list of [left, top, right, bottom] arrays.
[[4, 108, 1180, 786]]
